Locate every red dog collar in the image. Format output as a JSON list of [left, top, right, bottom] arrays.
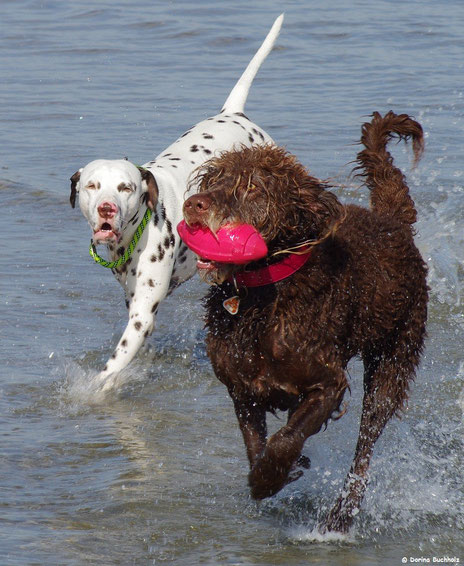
[[231, 246, 312, 288]]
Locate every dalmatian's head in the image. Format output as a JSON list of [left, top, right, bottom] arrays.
[[70, 159, 158, 245]]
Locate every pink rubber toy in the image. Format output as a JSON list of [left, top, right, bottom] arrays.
[[177, 221, 268, 264]]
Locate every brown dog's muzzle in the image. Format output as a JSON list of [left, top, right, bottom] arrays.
[[183, 193, 212, 226]]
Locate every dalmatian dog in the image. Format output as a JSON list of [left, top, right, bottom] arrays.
[[70, 15, 283, 391]]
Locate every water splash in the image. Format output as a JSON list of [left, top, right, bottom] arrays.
[[287, 524, 355, 545], [54, 359, 144, 414]]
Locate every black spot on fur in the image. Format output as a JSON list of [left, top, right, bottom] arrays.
[[134, 321, 142, 331], [131, 268, 136, 276], [234, 112, 249, 119], [151, 302, 159, 313], [148, 279, 155, 287], [248, 134, 254, 143], [169, 157, 181, 161], [166, 218, 173, 234], [151, 255, 157, 262], [202, 133, 214, 139], [117, 246, 125, 257], [190, 145, 199, 152], [161, 204, 167, 220], [164, 236, 170, 248], [121, 339, 128, 347], [232, 120, 246, 130], [111, 351, 117, 359]]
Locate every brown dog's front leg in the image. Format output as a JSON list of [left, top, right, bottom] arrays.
[[232, 397, 267, 469], [249, 378, 347, 500]]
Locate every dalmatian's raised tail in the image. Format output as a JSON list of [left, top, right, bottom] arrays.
[[221, 14, 284, 114]]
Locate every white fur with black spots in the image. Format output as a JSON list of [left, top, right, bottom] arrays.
[[69, 14, 283, 391]]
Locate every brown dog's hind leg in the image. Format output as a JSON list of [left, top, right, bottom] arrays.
[[324, 324, 423, 533], [249, 369, 348, 500]]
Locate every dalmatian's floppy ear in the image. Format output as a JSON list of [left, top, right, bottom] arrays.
[[70, 169, 82, 208], [138, 167, 159, 211]]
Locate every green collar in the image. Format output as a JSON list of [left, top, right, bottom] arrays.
[[89, 207, 152, 269]]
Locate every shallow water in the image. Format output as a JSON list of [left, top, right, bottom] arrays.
[[1, 1, 463, 565]]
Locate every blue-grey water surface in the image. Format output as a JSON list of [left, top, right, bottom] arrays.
[[1, 1, 463, 564]]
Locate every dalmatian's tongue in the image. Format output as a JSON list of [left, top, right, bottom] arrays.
[[93, 223, 120, 243]]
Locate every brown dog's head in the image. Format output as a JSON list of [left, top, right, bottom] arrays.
[[183, 144, 345, 284]]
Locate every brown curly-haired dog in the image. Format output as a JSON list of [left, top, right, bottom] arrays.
[[182, 111, 428, 533]]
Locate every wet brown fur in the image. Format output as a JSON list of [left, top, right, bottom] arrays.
[[183, 111, 428, 533]]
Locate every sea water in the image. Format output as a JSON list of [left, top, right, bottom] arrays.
[[1, 1, 463, 564]]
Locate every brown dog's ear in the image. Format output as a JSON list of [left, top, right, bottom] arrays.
[[138, 167, 159, 210], [70, 170, 81, 208]]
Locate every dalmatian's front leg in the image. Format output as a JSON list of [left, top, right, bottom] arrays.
[[95, 258, 175, 391]]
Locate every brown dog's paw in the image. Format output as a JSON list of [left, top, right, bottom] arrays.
[[321, 498, 357, 534], [248, 458, 290, 499], [296, 454, 311, 469], [248, 454, 308, 499]]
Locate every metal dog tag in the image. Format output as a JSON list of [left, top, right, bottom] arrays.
[[223, 295, 240, 315]]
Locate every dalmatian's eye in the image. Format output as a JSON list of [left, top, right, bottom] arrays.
[[86, 182, 98, 190], [118, 183, 134, 193]]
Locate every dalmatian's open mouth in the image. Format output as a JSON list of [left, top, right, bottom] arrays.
[[93, 222, 121, 243]]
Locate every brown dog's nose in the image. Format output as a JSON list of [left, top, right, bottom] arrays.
[[183, 193, 212, 224], [98, 201, 118, 219]]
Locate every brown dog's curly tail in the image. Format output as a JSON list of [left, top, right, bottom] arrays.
[[355, 111, 424, 225]]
